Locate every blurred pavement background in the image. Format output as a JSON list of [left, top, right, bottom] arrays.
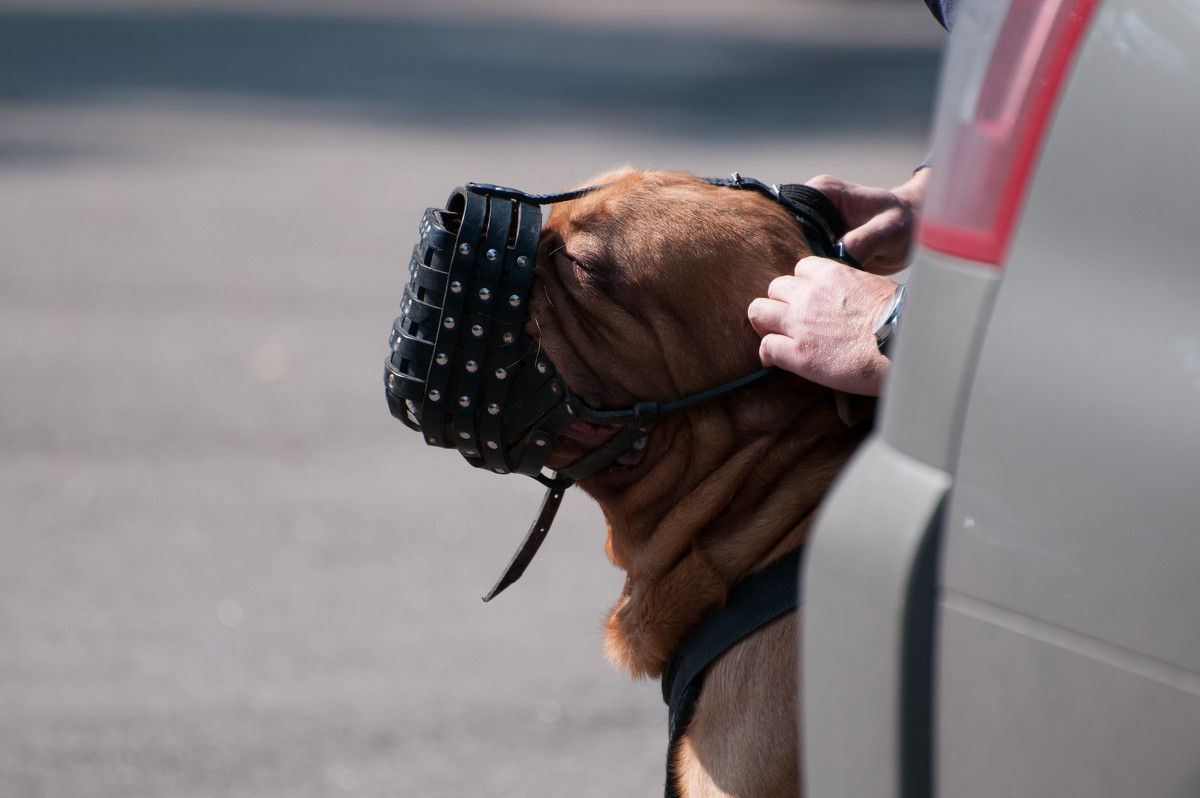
[[0, 1, 943, 795]]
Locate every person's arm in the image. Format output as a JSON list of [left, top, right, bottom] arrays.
[[751, 0, 949, 396], [746, 168, 929, 396]]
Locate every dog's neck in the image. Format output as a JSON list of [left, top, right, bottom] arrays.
[[578, 380, 871, 678]]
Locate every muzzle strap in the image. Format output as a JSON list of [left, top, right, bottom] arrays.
[[555, 401, 659, 481], [482, 476, 574, 602], [512, 400, 576, 477]]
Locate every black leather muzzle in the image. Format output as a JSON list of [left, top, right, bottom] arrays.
[[384, 183, 580, 483]]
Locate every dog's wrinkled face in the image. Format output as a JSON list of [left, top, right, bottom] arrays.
[[526, 169, 812, 472]]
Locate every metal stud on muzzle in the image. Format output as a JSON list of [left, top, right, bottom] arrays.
[[385, 176, 851, 600]]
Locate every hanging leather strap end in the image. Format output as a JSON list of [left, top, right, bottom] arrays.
[[481, 478, 574, 602]]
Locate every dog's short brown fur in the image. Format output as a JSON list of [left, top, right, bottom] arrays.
[[527, 168, 872, 797]]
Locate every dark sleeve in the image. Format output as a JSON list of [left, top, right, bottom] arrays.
[[922, 0, 959, 30]]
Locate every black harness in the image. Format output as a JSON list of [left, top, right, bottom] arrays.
[[384, 173, 853, 600], [660, 547, 804, 797]]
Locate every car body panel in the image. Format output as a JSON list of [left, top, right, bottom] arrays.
[[802, 435, 949, 798], [942, 0, 1200, 674], [801, 252, 996, 798], [803, 0, 1200, 795], [937, 595, 1200, 797], [880, 252, 1000, 471]]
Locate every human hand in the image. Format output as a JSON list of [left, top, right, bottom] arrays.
[[747, 257, 901, 396], [807, 168, 929, 275]]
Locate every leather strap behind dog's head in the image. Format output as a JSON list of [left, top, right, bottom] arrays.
[[701, 174, 857, 265]]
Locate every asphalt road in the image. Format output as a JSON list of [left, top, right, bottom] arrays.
[[0, 2, 941, 796]]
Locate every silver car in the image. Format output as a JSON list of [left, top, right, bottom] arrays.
[[801, 0, 1200, 795]]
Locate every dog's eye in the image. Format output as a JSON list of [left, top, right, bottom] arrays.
[[554, 246, 595, 276], [544, 232, 608, 283]]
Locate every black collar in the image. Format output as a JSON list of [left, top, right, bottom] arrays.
[[659, 546, 804, 798]]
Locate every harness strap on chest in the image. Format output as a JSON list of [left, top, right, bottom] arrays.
[[659, 546, 804, 798]]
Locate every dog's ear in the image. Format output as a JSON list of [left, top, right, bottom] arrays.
[[833, 391, 876, 428]]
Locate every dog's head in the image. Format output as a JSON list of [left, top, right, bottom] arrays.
[[384, 168, 865, 599], [526, 169, 817, 476], [386, 167, 870, 657], [386, 169, 830, 482]]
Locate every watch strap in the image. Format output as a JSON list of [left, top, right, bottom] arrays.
[[874, 283, 907, 358]]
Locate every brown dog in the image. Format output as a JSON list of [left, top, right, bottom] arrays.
[[525, 168, 872, 797]]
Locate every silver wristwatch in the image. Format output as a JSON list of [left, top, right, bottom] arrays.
[[873, 283, 907, 358]]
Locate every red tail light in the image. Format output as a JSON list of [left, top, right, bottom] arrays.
[[919, 0, 1100, 266]]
